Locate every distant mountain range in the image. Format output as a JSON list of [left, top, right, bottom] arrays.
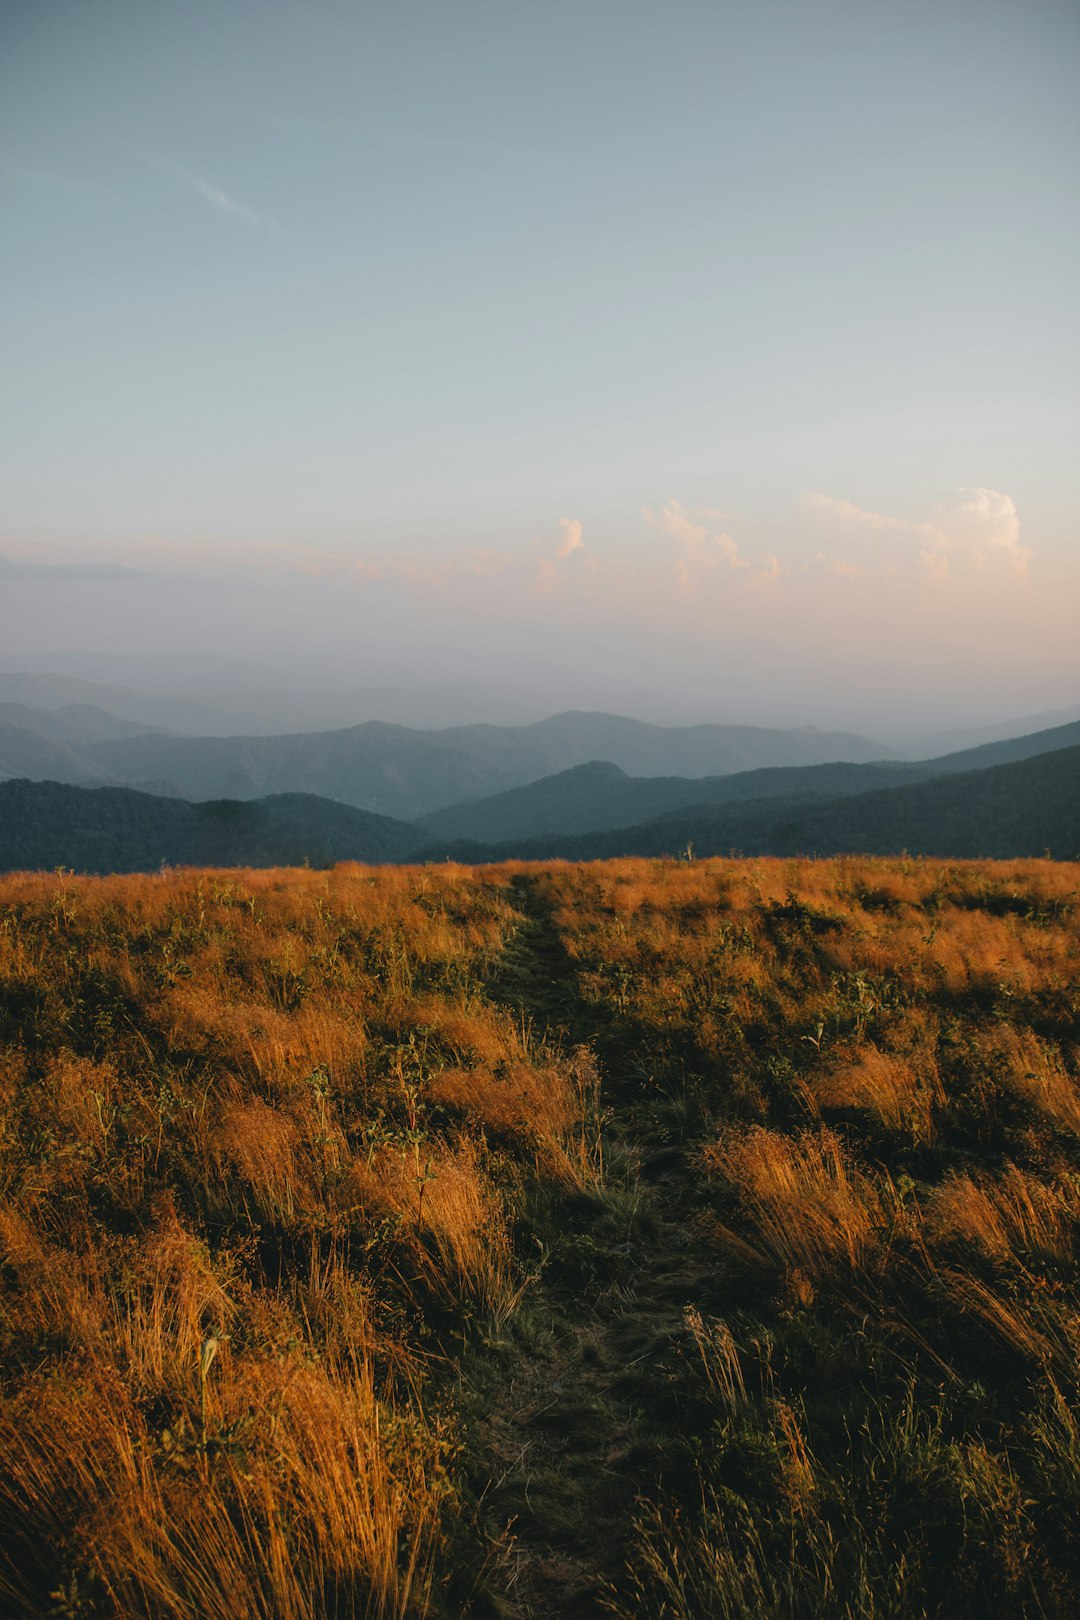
[[417, 718, 1080, 844], [0, 702, 172, 796], [5, 661, 1076, 753], [920, 719, 1080, 774], [911, 704, 1080, 758], [0, 672, 245, 737], [0, 661, 704, 734], [2, 743, 1078, 876], [0, 702, 160, 746], [417, 760, 933, 843], [0, 699, 899, 817], [0, 700, 1077, 874]]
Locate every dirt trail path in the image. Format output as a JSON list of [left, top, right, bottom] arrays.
[[462, 876, 717, 1618]]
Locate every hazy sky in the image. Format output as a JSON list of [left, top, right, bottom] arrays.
[[2, 0, 1078, 729]]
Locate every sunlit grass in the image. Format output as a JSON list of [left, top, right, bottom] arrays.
[[0, 855, 1078, 1615]]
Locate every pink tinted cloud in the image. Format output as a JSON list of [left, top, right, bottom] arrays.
[[556, 518, 585, 560], [805, 487, 1031, 580]]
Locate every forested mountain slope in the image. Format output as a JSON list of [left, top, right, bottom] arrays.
[[0, 779, 423, 872]]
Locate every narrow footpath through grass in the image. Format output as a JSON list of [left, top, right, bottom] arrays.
[[460, 875, 718, 1618]]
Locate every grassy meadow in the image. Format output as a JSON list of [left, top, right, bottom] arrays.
[[1, 856, 1079, 1617]]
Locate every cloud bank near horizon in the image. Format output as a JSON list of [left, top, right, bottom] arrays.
[[0, 486, 1039, 606], [805, 487, 1031, 580], [0, 483, 1072, 730], [3, 483, 1066, 714]]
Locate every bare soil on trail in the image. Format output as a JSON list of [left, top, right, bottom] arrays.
[[462, 878, 719, 1618]]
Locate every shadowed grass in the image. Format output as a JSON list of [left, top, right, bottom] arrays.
[[1, 856, 1078, 1616]]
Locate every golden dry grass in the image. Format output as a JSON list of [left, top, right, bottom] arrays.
[[704, 1125, 888, 1283], [811, 1037, 945, 1142], [0, 860, 582, 1616], [1, 854, 1079, 1617], [0, 1204, 444, 1619], [927, 1164, 1080, 1266]]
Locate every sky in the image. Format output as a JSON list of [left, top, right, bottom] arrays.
[[1, 0, 1078, 734]]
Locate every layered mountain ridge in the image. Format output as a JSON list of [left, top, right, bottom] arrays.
[[0, 690, 1077, 872], [0, 699, 899, 817], [2, 738, 1077, 874]]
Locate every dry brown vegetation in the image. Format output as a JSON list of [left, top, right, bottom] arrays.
[[0, 863, 601, 1617], [523, 856, 1080, 1616], [703, 1125, 888, 1282], [1, 855, 1079, 1617]]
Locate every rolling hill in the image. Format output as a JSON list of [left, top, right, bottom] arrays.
[[911, 704, 1080, 756], [418, 758, 934, 844], [0, 671, 248, 735], [3, 741, 1078, 875], [0, 726, 117, 788], [3, 695, 1074, 830], [0, 703, 177, 790], [80, 711, 897, 817], [422, 746, 1080, 864], [922, 716, 1080, 772], [0, 780, 423, 873], [415, 717, 1080, 845], [0, 701, 161, 746]]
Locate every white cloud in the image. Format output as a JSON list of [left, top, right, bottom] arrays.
[[805, 486, 1030, 580], [533, 518, 586, 589], [814, 550, 862, 578], [642, 498, 752, 593], [139, 151, 291, 234], [952, 487, 1030, 575], [804, 491, 925, 537], [754, 554, 786, 585], [556, 518, 584, 560], [643, 499, 709, 551], [185, 171, 267, 227]]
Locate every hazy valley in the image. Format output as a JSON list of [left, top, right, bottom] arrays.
[[2, 687, 1078, 873]]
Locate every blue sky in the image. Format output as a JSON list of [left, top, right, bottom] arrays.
[[1, 0, 1078, 725]]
